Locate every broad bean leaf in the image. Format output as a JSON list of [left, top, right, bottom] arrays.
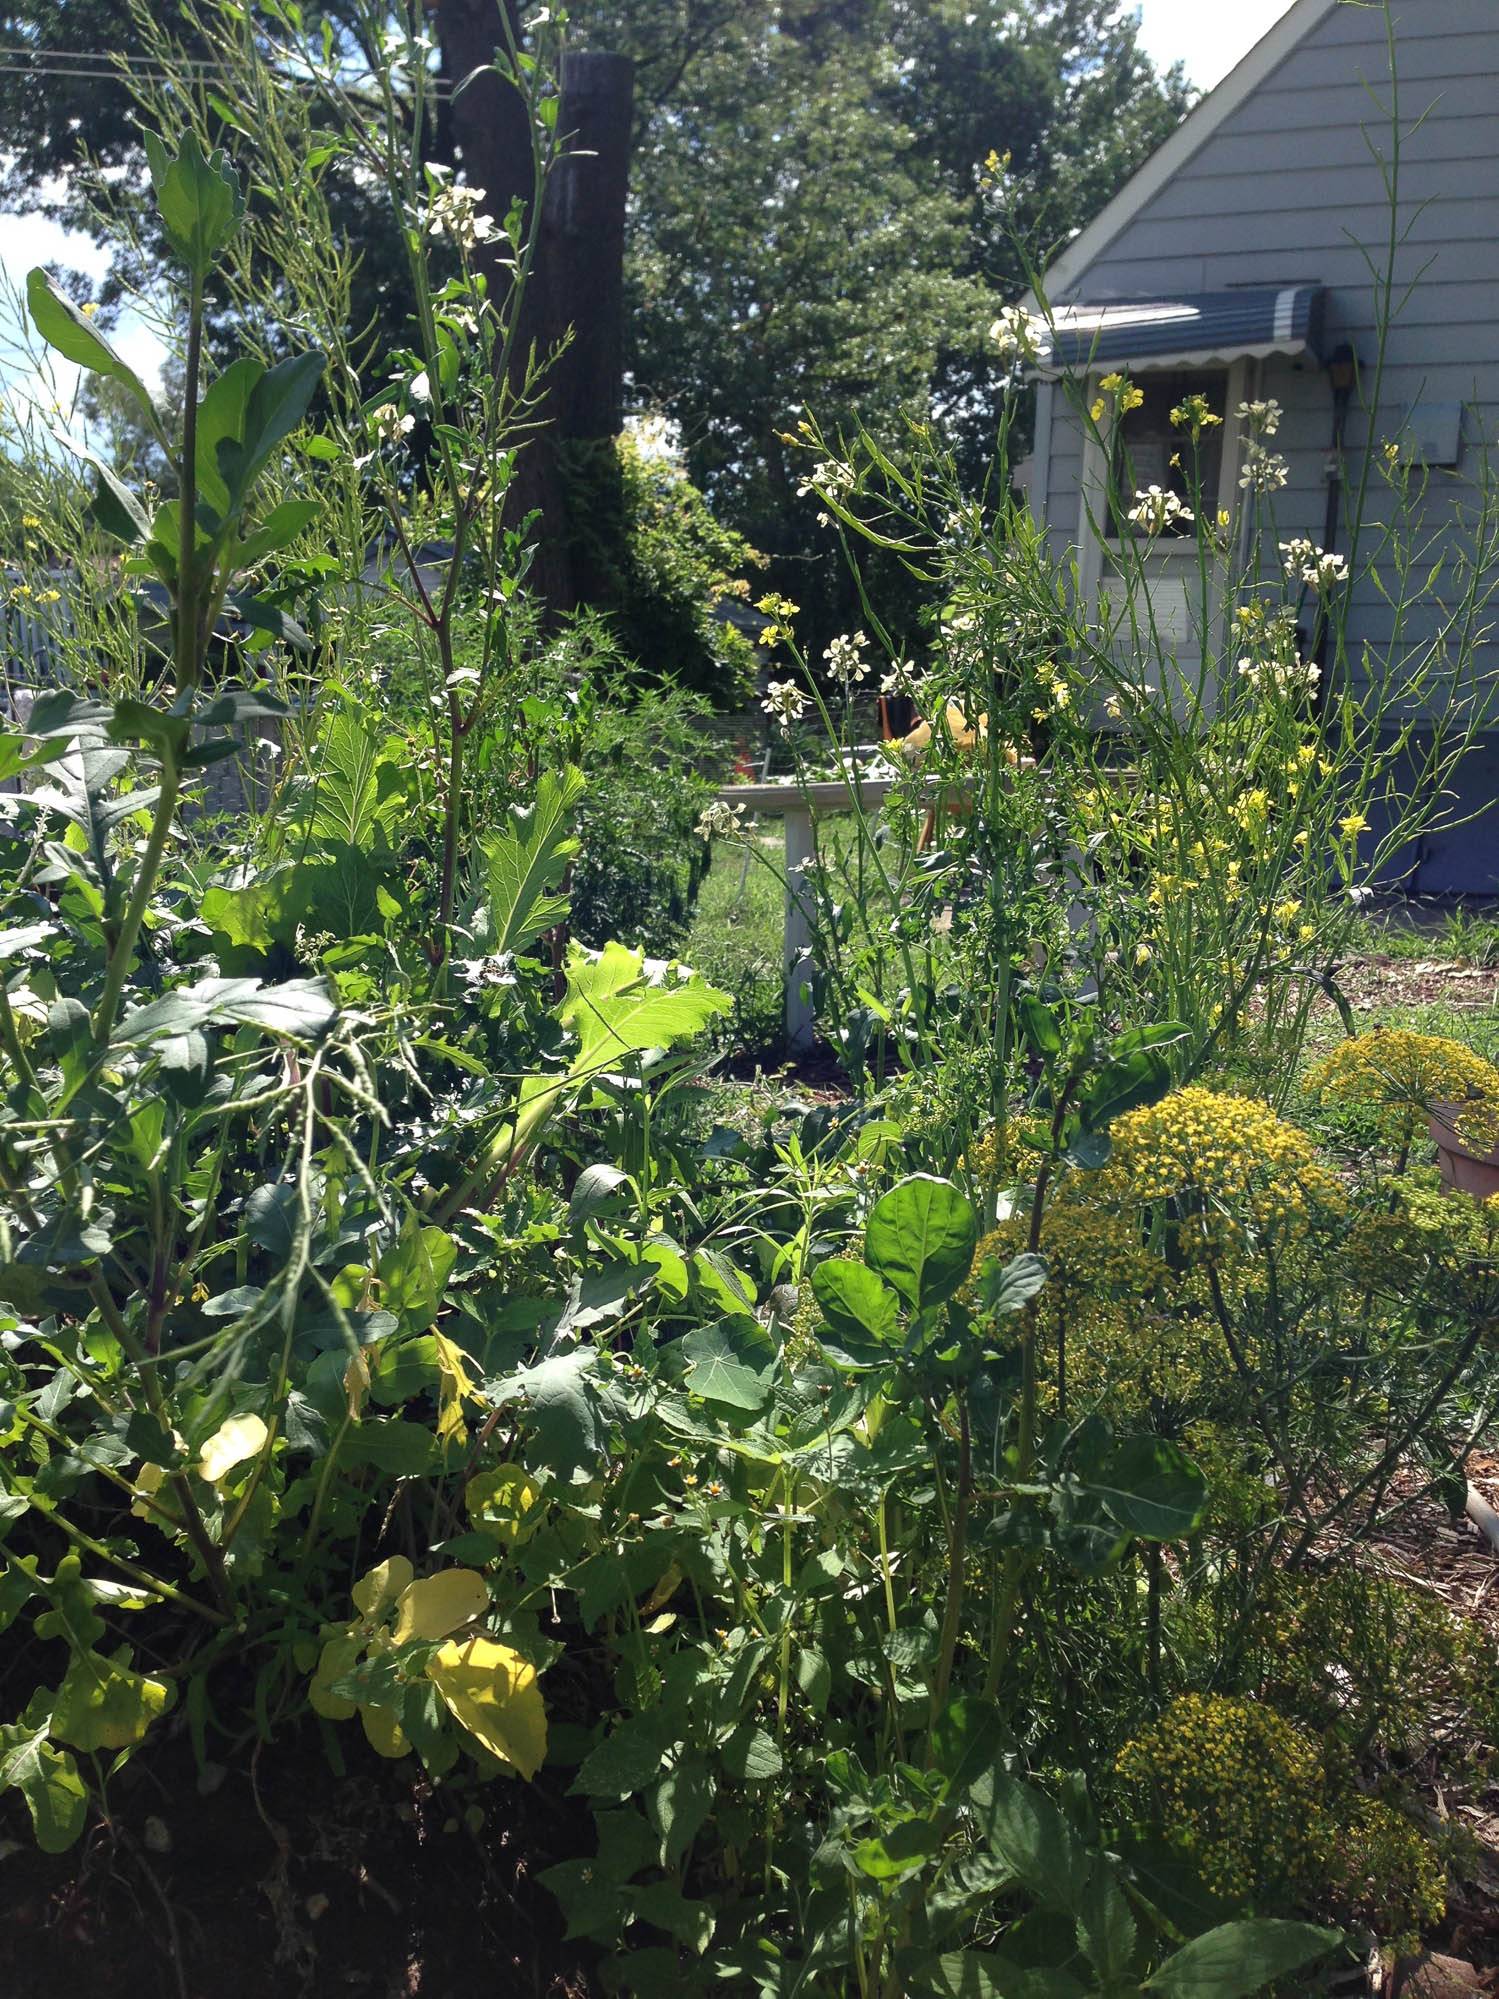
[[811, 1259, 900, 1366], [864, 1174, 977, 1315], [1143, 1920, 1341, 1999], [1085, 1436, 1207, 1541]]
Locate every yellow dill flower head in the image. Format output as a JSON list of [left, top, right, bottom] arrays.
[[1107, 1086, 1344, 1258], [1116, 1694, 1327, 1908], [1305, 1030, 1499, 1152]]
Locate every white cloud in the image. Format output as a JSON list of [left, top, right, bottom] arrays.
[[0, 208, 169, 443], [1133, 0, 1300, 92]]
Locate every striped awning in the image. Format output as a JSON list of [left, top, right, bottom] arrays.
[[1038, 286, 1326, 374]]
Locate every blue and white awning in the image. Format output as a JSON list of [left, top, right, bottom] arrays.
[[1038, 286, 1326, 374]]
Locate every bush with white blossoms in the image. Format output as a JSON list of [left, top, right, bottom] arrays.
[[1127, 485, 1194, 534]]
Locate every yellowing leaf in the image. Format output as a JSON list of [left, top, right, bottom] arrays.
[[352, 1555, 414, 1622], [50, 1646, 175, 1752], [360, 1702, 409, 1759], [466, 1466, 544, 1547], [427, 1636, 547, 1780], [432, 1330, 477, 1446], [392, 1568, 489, 1645], [194, 1412, 269, 1485], [345, 1345, 372, 1420], [308, 1633, 361, 1721]]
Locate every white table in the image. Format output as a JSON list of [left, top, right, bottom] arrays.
[[714, 773, 949, 1052]]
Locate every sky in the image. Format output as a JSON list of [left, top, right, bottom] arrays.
[[0, 0, 1301, 425]]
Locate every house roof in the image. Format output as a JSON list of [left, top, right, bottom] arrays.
[[1029, 0, 1340, 306]]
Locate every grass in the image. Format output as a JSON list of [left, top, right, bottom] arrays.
[[685, 834, 786, 1056]]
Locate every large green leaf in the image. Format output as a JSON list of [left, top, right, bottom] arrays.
[[911, 1950, 1087, 1999], [681, 1315, 777, 1413], [144, 127, 245, 276], [811, 1259, 901, 1367], [27, 269, 157, 418], [215, 349, 327, 506], [978, 1772, 1093, 1917], [116, 975, 337, 1047], [49, 1645, 175, 1752], [561, 941, 732, 1074], [476, 764, 587, 957], [1081, 1023, 1188, 1132], [0, 1724, 88, 1852], [1143, 1921, 1341, 1999], [378, 1223, 458, 1333], [864, 1174, 977, 1315], [307, 708, 412, 850], [1085, 1435, 1207, 1542]]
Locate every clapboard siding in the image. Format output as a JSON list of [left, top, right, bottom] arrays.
[[1034, 0, 1499, 797]]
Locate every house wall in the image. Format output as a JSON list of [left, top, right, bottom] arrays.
[[1037, 0, 1499, 886]]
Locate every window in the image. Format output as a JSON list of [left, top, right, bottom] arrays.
[[1108, 369, 1228, 539]]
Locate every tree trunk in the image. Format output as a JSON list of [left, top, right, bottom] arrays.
[[435, 2, 634, 619]]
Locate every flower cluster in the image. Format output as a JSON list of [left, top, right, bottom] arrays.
[[1168, 392, 1223, 440], [423, 168, 502, 255], [1280, 537, 1349, 593], [1236, 397, 1282, 436], [1091, 370, 1144, 423], [756, 592, 800, 647], [824, 631, 871, 685], [1236, 653, 1320, 697], [1126, 484, 1194, 534], [1239, 443, 1289, 493], [1116, 1695, 1326, 1908], [795, 459, 854, 502], [695, 799, 749, 842], [761, 678, 807, 734], [988, 305, 1048, 367], [370, 403, 415, 449], [1111, 1085, 1345, 1258], [1304, 1029, 1499, 1153]]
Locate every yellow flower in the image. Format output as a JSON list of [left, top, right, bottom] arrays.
[[1339, 810, 1369, 840]]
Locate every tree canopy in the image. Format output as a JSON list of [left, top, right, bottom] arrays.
[[4, 0, 1191, 657]]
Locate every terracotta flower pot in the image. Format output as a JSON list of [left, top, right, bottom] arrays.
[[1429, 1102, 1499, 1199]]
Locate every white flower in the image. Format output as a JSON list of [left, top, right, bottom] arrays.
[[988, 305, 1048, 367], [1237, 653, 1320, 696], [824, 631, 871, 685], [1239, 445, 1289, 494], [796, 458, 855, 501], [1236, 398, 1282, 436], [696, 799, 749, 841], [1126, 484, 1194, 534], [761, 678, 807, 735], [1279, 538, 1348, 592], [371, 403, 415, 448], [425, 180, 501, 254]]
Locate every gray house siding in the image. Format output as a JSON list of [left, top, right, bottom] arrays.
[[1035, 0, 1499, 887]]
